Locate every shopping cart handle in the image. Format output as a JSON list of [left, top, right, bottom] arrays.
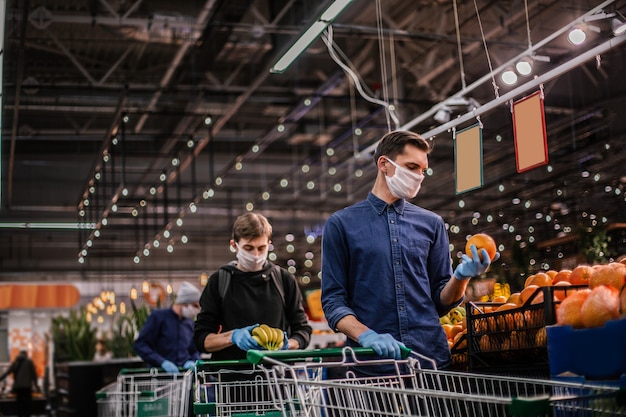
[[119, 367, 192, 374], [119, 368, 163, 374], [195, 358, 252, 367], [246, 345, 412, 365]]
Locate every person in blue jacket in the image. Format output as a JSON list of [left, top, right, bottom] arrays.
[[134, 281, 201, 373]]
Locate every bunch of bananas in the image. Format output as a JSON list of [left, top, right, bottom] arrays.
[[251, 324, 285, 350], [440, 306, 466, 325]]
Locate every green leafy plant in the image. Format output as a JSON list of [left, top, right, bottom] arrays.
[[578, 226, 611, 264], [51, 308, 98, 362], [108, 300, 151, 358]]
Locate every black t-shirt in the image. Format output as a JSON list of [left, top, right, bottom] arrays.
[[194, 262, 312, 361]]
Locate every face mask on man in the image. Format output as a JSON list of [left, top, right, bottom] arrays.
[[384, 157, 425, 200], [181, 305, 200, 319], [236, 243, 268, 272]]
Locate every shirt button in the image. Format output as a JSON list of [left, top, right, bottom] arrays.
[[390, 220, 395, 224], [397, 284, 402, 288], [399, 307, 404, 311]]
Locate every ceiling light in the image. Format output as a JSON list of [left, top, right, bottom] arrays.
[[568, 27, 587, 45], [515, 57, 533, 76], [270, 0, 353, 73], [612, 16, 626, 35], [568, 24, 600, 45], [501, 68, 518, 85]]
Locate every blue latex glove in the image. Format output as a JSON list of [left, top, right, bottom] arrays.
[[454, 244, 500, 280], [357, 330, 404, 360], [231, 324, 262, 351], [281, 331, 289, 350], [161, 360, 179, 374], [183, 360, 196, 370]]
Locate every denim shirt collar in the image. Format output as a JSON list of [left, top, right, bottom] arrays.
[[367, 192, 405, 215]]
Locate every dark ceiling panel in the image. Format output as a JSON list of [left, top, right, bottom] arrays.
[[1, 0, 625, 283]]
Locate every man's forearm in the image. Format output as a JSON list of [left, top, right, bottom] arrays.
[[203, 330, 234, 352], [440, 277, 469, 306], [335, 315, 370, 342]]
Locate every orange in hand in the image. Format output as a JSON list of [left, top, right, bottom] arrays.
[[465, 233, 497, 262]]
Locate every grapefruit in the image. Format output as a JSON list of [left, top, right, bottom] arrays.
[[553, 281, 572, 301], [520, 285, 540, 305], [524, 275, 535, 288], [569, 265, 593, 286], [556, 289, 591, 328], [546, 270, 558, 281], [507, 292, 522, 306], [492, 295, 508, 303], [528, 272, 552, 287], [589, 263, 626, 290], [449, 324, 464, 341], [465, 233, 497, 262], [580, 285, 619, 328], [495, 302, 518, 312], [552, 269, 572, 284]]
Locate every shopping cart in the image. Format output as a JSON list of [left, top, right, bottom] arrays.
[[96, 367, 193, 417], [246, 347, 626, 417], [193, 357, 324, 417]]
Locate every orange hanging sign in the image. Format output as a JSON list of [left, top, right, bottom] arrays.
[[455, 123, 483, 194], [512, 90, 549, 173]]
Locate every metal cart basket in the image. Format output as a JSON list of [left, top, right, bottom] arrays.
[[96, 367, 193, 417], [246, 347, 626, 417], [193, 357, 324, 417]]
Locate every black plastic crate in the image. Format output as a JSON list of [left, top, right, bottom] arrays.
[[449, 333, 468, 372], [465, 285, 586, 375]]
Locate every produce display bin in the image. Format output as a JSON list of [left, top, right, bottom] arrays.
[[547, 317, 626, 380], [465, 285, 585, 376]]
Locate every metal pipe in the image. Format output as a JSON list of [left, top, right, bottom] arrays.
[[420, 34, 626, 140], [133, 0, 218, 133], [359, 0, 619, 155]]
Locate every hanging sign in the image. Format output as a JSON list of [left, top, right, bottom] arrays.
[[512, 90, 549, 172], [455, 123, 483, 194]]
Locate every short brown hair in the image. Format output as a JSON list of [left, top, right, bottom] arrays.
[[373, 130, 431, 165], [232, 212, 273, 242]]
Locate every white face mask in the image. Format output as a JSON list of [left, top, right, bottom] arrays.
[[181, 305, 200, 319], [236, 243, 268, 272], [384, 157, 425, 200]]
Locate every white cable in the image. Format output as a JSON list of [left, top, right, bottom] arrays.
[[375, 0, 391, 131], [322, 26, 400, 129]]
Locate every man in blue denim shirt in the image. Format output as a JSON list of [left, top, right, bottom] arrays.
[[321, 130, 497, 369]]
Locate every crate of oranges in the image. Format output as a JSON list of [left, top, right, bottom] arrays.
[[546, 261, 626, 379], [465, 282, 585, 376]]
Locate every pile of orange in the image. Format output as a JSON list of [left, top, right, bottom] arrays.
[[505, 261, 626, 308], [554, 261, 626, 329]]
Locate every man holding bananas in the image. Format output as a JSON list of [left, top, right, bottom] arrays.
[[321, 131, 497, 371], [194, 212, 312, 360]]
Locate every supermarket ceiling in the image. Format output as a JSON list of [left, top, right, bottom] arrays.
[[1, 0, 626, 282]]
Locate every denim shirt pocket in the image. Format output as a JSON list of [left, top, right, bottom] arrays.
[[407, 239, 431, 275]]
